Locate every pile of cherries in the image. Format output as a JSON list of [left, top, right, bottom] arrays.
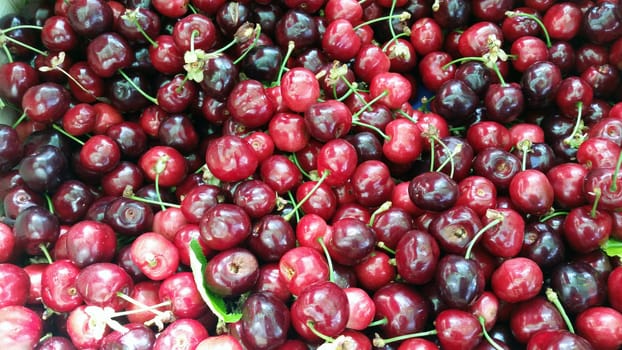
[[3, 0, 622, 348]]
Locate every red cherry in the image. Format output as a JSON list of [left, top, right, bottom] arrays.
[[491, 257, 543, 303]]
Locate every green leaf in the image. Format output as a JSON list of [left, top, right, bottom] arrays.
[[188, 239, 243, 323], [601, 238, 622, 258]]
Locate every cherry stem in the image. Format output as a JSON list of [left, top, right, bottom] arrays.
[[1, 25, 44, 33], [0, 32, 48, 57], [38, 243, 53, 264], [339, 75, 369, 106], [367, 317, 388, 328], [517, 139, 532, 172], [286, 191, 301, 222], [383, 0, 400, 49], [429, 137, 435, 172], [126, 194, 180, 208], [368, 201, 392, 227], [275, 41, 295, 85], [465, 214, 503, 260], [353, 11, 410, 31], [563, 102, 585, 148], [188, 3, 198, 14], [306, 321, 335, 343], [317, 237, 335, 283], [283, 170, 330, 222], [443, 56, 506, 85], [289, 153, 313, 180], [539, 210, 568, 222], [115, 292, 171, 318], [123, 8, 158, 47], [351, 90, 388, 120], [232, 24, 262, 65], [117, 69, 159, 105], [435, 140, 460, 179], [372, 329, 438, 347], [610, 148, 622, 192], [51, 124, 86, 146], [590, 188, 601, 219], [376, 241, 396, 255], [40, 52, 99, 100], [44, 193, 55, 214], [505, 11, 551, 48], [478, 316, 505, 350], [352, 119, 390, 140], [545, 287, 575, 334], [2, 44, 13, 63], [11, 111, 26, 128]]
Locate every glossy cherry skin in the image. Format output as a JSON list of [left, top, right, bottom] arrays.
[[138, 146, 188, 187], [317, 138, 358, 187], [204, 248, 259, 297], [373, 283, 429, 338], [304, 100, 352, 142], [456, 176, 497, 217], [158, 272, 207, 319], [509, 169, 554, 215], [350, 160, 395, 208], [0, 264, 29, 307], [130, 232, 179, 281], [526, 329, 593, 350], [509, 297, 566, 344], [290, 281, 349, 343], [153, 318, 209, 350], [205, 135, 259, 183], [383, 118, 423, 164], [575, 306, 622, 350], [322, 19, 361, 62], [395, 230, 440, 285], [520, 222, 566, 272], [435, 309, 483, 350], [429, 205, 482, 255], [240, 292, 290, 349], [260, 154, 303, 194], [328, 218, 376, 266], [75, 262, 133, 311], [279, 246, 329, 296], [491, 257, 543, 303], [436, 254, 486, 309], [40, 259, 83, 313], [563, 205, 612, 254], [65, 221, 117, 268], [66, 0, 113, 38], [86, 32, 133, 78], [472, 147, 522, 191], [0, 306, 43, 349], [551, 262, 607, 315], [409, 171, 458, 212], [199, 203, 251, 251]]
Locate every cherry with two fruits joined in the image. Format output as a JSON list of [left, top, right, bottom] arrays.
[[3, 0, 622, 349]]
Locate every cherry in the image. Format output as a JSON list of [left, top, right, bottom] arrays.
[[195, 335, 243, 350], [205, 135, 258, 183], [436, 254, 485, 309], [279, 246, 329, 296], [66, 0, 113, 38], [22, 82, 71, 124], [290, 281, 349, 343], [327, 217, 376, 266], [491, 257, 543, 303], [509, 296, 566, 344], [199, 203, 251, 251], [562, 205, 612, 254], [158, 271, 206, 319], [130, 232, 179, 281], [76, 262, 133, 311], [575, 306, 622, 350], [383, 118, 423, 164], [551, 262, 607, 315], [240, 292, 290, 349], [429, 205, 482, 255], [153, 318, 208, 350], [260, 154, 303, 194], [41, 259, 83, 313], [86, 32, 133, 78], [322, 19, 361, 62], [542, 2, 582, 41], [0, 305, 43, 349], [409, 171, 458, 212], [526, 329, 593, 349], [435, 309, 483, 350], [138, 145, 188, 188], [509, 169, 554, 215], [204, 248, 259, 297], [455, 176, 497, 217], [0, 264, 29, 307], [65, 220, 117, 268], [395, 229, 440, 285]]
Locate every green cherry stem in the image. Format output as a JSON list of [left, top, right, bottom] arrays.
[[545, 287, 575, 334], [11, 111, 27, 129], [517, 139, 533, 172], [232, 24, 262, 65], [465, 211, 504, 260], [117, 69, 159, 105], [505, 11, 552, 48], [286, 191, 301, 222], [306, 321, 336, 343], [590, 188, 601, 219], [376, 241, 396, 255], [563, 102, 585, 148], [368, 201, 392, 227], [122, 8, 158, 47], [610, 147, 622, 192], [274, 41, 296, 85], [51, 124, 86, 146], [539, 210, 568, 222], [282, 170, 330, 222], [479, 316, 505, 350], [367, 317, 388, 328], [289, 153, 314, 180], [372, 329, 438, 347], [38, 243, 53, 264], [352, 10, 411, 31], [317, 237, 335, 283]]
